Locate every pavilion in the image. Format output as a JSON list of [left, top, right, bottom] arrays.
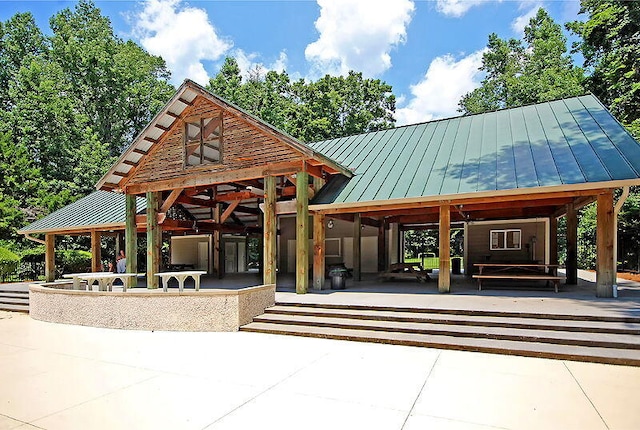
[[20, 80, 640, 298]]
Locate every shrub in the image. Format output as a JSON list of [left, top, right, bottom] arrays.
[[57, 250, 92, 274], [0, 247, 20, 282]]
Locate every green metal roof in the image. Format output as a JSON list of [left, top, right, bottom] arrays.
[[19, 191, 146, 234], [311, 95, 640, 205]]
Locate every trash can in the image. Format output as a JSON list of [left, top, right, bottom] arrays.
[[451, 257, 461, 275], [331, 273, 346, 290], [328, 266, 348, 290]]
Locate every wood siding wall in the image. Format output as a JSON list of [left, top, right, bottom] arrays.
[[127, 96, 305, 186], [466, 221, 546, 274]]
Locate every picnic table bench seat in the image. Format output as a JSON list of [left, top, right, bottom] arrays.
[[379, 263, 431, 283]]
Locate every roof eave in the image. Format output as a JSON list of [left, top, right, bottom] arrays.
[[309, 179, 640, 213]]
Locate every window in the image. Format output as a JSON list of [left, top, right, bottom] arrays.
[[184, 113, 223, 167], [490, 229, 521, 250]]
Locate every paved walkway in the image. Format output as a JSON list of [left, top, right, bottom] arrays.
[[1, 309, 639, 430]]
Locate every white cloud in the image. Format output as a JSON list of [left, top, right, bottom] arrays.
[[133, 0, 232, 85], [511, 3, 542, 35], [396, 50, 485, 126], [234, 49, 289, 80], [305, 0, 414, 77], [436, 0, 491, 17]]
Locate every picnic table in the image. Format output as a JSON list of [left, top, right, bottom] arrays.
[[379, 262, 431, 283], [473, 263, 563, 292], [63, 272, 113, 289], [156, 271, 207, 292], [79, 273, 140, 292]]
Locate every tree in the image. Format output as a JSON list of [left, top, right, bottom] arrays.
[[0, 12, 47, 112], [460, 8, 584, 114], [568, 0, 640, 138], [49, 0, 174, 155], [207, 59, 396, 142]]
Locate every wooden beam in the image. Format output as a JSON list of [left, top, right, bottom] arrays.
[[596, 191, 615, 297], [378, 222, 386, 272], [220, 200, 241, 223], [549, 216, 558, 265], [178, 97, 194, 106], [160, 188, 184, 213], [155, 123, 170, 131], [176, 195, 217, 208], [125, 194, 138, 287], [146, 191, 160, 288], [263, 176, 276, 285], [133, 147, 149, 155], [305, 163, 323, 179], [45, 234, 55, 282], [165, 111, 180, 119], [124, 161, 303, 195], [213, 205, 221, 278], [296, 170, 309, 294], [91, 230, 101, 272], [313, 213, 326, 290], [353, 213, 362, 281], [566, 202, 578, 285], [313, 188, 612, 215], [122, 160, 137, 167], [439, 204, 451, 293]]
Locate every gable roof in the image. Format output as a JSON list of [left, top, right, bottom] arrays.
[[97, 79, 351, 192], [311, 95, 640, 207], [18, 191, 146, 234]]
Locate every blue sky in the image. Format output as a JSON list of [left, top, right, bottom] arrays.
[[1, 0, 583, 125]]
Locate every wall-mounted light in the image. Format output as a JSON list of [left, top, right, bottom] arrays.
[[327, 219, 334, 229]]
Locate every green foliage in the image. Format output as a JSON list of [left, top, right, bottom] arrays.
[[460, 8, 584, 114], [568, 0, 640, 140], [57, 249, 92, 274], [207, 59, 395, 142], [0, 1, 174, 244], [0, 246, 20, 281], [577, 203, 597, 270]]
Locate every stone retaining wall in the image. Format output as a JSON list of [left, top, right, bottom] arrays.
[[29, 284, 275, 331]]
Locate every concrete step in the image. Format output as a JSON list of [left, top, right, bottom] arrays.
[[253, 313, 640, 350], [0, 303, 29, 313], [274, 301, 640, 323], [0, 292, 29, 299], [0, 296, 29, 305], [265, 305, 640, 335], [241, 321, 640, 367]]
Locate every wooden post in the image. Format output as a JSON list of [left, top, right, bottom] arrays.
[[377, 221, 386, 272], [313, 213, 325, 290], [91, 230, 102, 272], [263, 176, 277, 285], [439, 204, 451, 293], [146, 191, 160, 288], [125, 194, 137, 287], [45, 233, 55, 282], [596, 191, 615, 298], [549, 216, 558, 265], [296, 170, 309, 294], [566, 202, 578, 285], [213, 204, 222, 278], [353, 213, 361, 281]]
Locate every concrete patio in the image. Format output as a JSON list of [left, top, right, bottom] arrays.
[[0, 304, 639, 430]]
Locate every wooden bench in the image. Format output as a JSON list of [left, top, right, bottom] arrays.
[[473, 263, 563, 293], [473, 274, 563, 293], [379, 263, 430, 283]]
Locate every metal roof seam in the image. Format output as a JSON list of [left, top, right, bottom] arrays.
[[372, 125, 419, 201], [340, 128, 398, 202], [352, 127, 411, 202], [437, 116, 469, 196], [533, 103, 564, 185], [548, 100, 590, 183], [578, 96, 640, 178], [387, 123, 433, 200], [519, 106, 542, 188], [561, 98, 613, 181], [405, 121, 442, 198]]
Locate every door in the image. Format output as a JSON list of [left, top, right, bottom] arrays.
[[225, 242, 237, 273], [197, 242, 209, 272]]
